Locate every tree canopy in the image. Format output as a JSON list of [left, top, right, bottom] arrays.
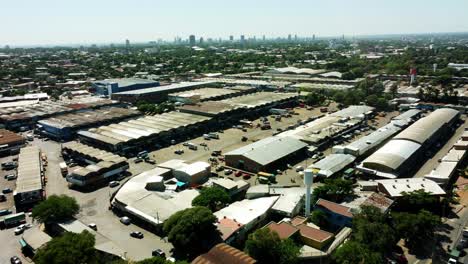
[[244, 228, 300, 264], [333, 241, 382, 264], [34, 230, 97, 264], [312, 178, 354, 204], [32, 194, 80, 223], [163, 206, 220, 258], [392, 210, 440, 249], [192, 187, 230, 211]]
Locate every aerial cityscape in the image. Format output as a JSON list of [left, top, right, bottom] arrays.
[[1, 1, 468, 264]]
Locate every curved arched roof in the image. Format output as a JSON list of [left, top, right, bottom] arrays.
[[362, 139, 421, 173], [393, 108, 459, 144]]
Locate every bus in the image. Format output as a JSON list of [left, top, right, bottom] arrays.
[[257, 172, 276, 183], [2, 212, 26, 227], [59, 162, 68, 176]]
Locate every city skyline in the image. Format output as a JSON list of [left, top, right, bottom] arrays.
[[1, 0, 468, 46]]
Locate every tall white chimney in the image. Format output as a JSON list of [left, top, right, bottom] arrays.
[[304, 169, 313, 216]]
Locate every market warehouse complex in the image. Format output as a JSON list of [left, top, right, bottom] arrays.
[[78, 92, 298, 155], [359, 108, 461, 178]]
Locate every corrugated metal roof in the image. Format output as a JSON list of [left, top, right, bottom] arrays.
[[15, 146, 42, 194], [394, 108, 459, 144], [225, 136, 307, 166], [362, 139, 421, 171]]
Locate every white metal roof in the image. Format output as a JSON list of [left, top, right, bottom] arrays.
[[394, 108, 459, 144], [225, 136, 307, 166], [376, 178, 445, 197], [214, 196, 279, 225], [15, 146, 42, 194], [362, 139, 421, 172], [309, 154, 356, 178]]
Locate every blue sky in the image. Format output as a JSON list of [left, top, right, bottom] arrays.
[[1, 0, 467, 46]]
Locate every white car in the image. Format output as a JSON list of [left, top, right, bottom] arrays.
[[14, 224, 31, 235], [109, 181, 119, 188], [295, 166, 304, 172], [120, 216, 131, 225]]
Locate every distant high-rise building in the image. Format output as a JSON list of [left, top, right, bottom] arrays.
[[262, 35, 266, 41], [125, 39, 130, 49], [313, 34, 316, 41], [294, 34, 298, 42], [189, 35, 196, 46], [229, 35, 234, 41], [199, 37, 204, 44], [4, 45, 10, 50], [240, 35, 245, 44], [342, 34, 345, 40], [288, 34, 292, 41]]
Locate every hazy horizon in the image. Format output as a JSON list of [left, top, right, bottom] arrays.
[[2, 0, 468, 47]]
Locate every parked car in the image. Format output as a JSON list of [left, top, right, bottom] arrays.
[[88, 223, 97, 230], [109, 181, 119, 188], [14, 224, 31, 235], [120, 216, 131, 225], [224, 169, 233, 175], [152, 249, 166, 258], [200, 143, 208, 147], [182, 142, 190, 147], [10, 256, 22, 264], [235, 171, 242, 177], [0, 194, 6, 202], [2, 188, 13, 194], [134, 158, 143, 163], [215, 166, 224, 172], [4, 174, 16, 180], [130, 231, 144, 239], [211, 150, 221, 156], [145, 159, 157, 164], [242, 174, 251, 180], [295, 166, 304, 172], [174, 149, 184, 155], [0, 209, 12, 216], [241, 136, 248, 142]]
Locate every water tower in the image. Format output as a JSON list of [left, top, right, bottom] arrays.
[[304, 169, 314, 216]]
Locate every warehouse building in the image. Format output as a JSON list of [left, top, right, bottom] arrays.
[[168, 86, 255, 104], [359, 108, 460, 178], [199, 77, 291, 89], [278, 105, 374, 147], [111, 81, 216, 103], [179, 92, 297, 124], [215, 197, 279, 243], [14, 146, 44, 209], [425, 131, 468, 185], [0, 129, 25, 156], [92, 78, 160, 96], [62, 142, 129, 188], [112, 167, 199, 227], [308, 154, 356, 179], [78, 111, 212, 156], [333, 110, 422, 157], [220, 92, 298, 110], [0, 96, 118, 131], [376, 178, 445, 198], [225, 136, 308, 173], [37, 107, 141, 140]]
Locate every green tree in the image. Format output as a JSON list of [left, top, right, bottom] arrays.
[[396, 190, 440, 213], [34, 231, 97, 264], [245, 228, 300, 264], [392, 210, 440, 249], [309, 210, 328, 228], [352, 206, 396, 253], [312, 178, 354, 203], [32, 195, 79, 223], [333, 241, 382, 264], [163, 207, 219, 258], [305, 91, 326, 106], [192, 187, 230, 211]]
